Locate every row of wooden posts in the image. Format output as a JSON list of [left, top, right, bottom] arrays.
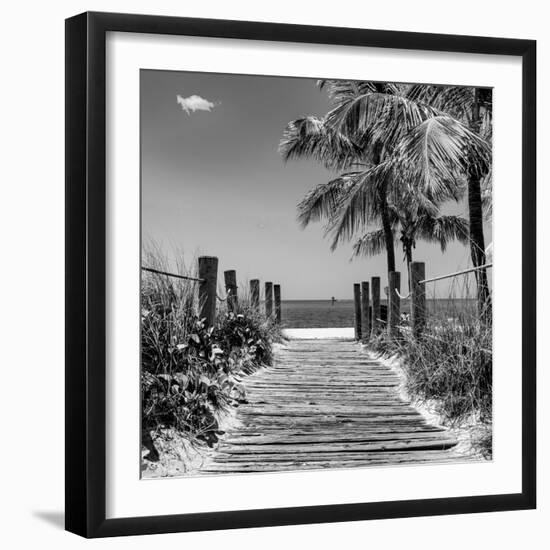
[[353, 261, 426, 340], [198, 256, 282, 327]]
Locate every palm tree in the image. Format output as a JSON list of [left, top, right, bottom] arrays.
[[296, 158, 470, 289], [281, 83, 433, 273], [317, 80, 441, 274], [326, 85, 491, 319], [281, 116, 399, 273], [408, 86, 493, 319], [352, 204, 469, 289], [280, 80, 492, 324]]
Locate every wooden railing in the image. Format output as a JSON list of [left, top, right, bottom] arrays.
[[142, 255, 282, 327], [353, 261, 493, 341]]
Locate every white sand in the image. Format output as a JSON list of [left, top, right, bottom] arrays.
[[283, 327, 355, 339], [360, 346, 486, 459]]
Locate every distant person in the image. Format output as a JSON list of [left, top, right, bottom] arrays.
[[331, 296, 336, 306]]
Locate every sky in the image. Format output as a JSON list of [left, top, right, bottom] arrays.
[[141, 70, 491, 300]]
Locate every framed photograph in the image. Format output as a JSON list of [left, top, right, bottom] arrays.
[[65, 11, 536, 538]]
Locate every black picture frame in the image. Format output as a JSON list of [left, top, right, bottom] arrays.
[[65, 11, 536, 538]]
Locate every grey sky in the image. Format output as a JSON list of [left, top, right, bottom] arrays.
[[141, 70, 491, 300]]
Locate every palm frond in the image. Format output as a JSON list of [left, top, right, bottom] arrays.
[[387, 184, 442, 222], [317, 80, 378, 102], [326, 162, 393, 250], [394, 115, 491, 201], [422, 86, 475, 121], [296, 176, 358, 228], [279, 116, 362, 170], [405, 83, 434, 102], [418, 85, 492, 136], [416, 214, 470, 252], [351, 229, 391, 258], [481, 168, 493, 220], [325, 92, 440, 157], [326, 92, 439, 136]]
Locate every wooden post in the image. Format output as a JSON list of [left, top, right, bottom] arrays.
[[410, 262, 426, 338], [198, 256, 218, 327], [274, 284, 281, 323], [388, 271, 401, 338], [371, 276, 381, 334], [250, 279, 260, 310], [361, 281, 370, 340], [265, 282, 273, 318], [223, 270, 238, 311], [353, 283, 362, 340]]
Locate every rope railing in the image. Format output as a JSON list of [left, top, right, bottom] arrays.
[[354, 260, 492, 342], [141, 266, 204, 283], [143, 258, 282, 326], [216, 290, 230, 302], [143, 268, 240, 303], [393, 262, 493, 300], [419, 262, 493, 285]]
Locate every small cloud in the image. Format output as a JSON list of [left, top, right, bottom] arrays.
[[176, 94, 217, 115]]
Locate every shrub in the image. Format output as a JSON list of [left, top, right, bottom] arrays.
[[141, 315, 245, 450], [140, 251, 280, 459], [367, 303, 492, 458], [215, 303, 279, 372]]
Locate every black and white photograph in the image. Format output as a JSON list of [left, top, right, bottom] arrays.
[[0, 0, 543, 544], [140, 70, 494, 478]]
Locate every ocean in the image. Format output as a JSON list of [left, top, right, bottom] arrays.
[[280, 299, 477, 328]]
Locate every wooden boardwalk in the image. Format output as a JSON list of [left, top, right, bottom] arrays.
[[204, 338, 463, 474]]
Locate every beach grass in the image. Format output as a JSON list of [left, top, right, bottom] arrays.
[[141, 246, 282, 475], [368, 288, 492, 458]]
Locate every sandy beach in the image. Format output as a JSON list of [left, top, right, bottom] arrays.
[[283, 327, 355, 339]]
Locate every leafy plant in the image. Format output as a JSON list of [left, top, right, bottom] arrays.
[[140, 250, 281, 462]]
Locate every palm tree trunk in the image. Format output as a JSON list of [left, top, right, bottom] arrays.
[[375, 145, 395, 274], [468, 89, 492, 322], [404, 243, 413, 290], [468, 176, 491, 321], [380, 190, 396, 274]]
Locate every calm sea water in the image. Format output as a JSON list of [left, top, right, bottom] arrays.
[[281, 299, 477, 328]]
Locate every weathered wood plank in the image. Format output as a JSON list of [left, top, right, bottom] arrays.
[[203, 338, 469, 474], [223, 432, 454, 445], [202, 452, 465, 473], [226, 426, 443, 438], [218, 438, 458, 454]]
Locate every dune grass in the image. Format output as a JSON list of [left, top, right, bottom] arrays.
[[141, 247, 282, 469], [369, 279, 492, 458]]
